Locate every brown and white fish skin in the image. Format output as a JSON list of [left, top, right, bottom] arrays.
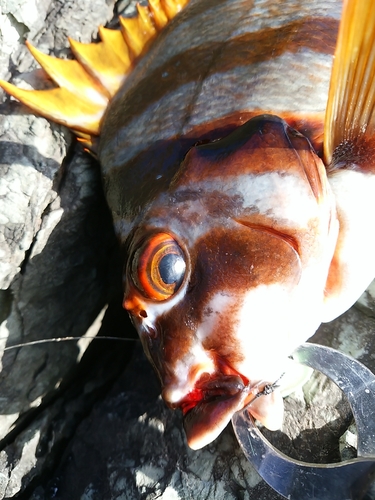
[[3, 0, 375, 451], [104, 0, 342, 449], [322, 169, 375, 322], [118, 0, 375, 448], [99, 0, 342, 235], [123, 115, 339, 449]]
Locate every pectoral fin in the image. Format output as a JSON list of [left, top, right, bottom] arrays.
[[324, 0, 375, 166]]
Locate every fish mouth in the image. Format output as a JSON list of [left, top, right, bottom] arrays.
[[177, 374, 256, 450]]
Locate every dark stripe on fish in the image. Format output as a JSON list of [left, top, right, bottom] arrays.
[[104, 17, 338, 137]]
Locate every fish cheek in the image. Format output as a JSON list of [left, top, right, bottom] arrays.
[[128, 222, 302, 393], [202, 227, 301, 366], [158, 225, 301, 376], [200, 299, 245, 368]]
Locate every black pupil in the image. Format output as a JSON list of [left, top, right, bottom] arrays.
[[158, 253, 185, 285]]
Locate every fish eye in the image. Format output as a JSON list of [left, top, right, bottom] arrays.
[[130, 232, 186, 301]]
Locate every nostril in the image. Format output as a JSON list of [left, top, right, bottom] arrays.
[[139, 310, 147, 318]]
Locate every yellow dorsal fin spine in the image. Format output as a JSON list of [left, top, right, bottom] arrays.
[[25, 41, 110, 104], [324, 0, 375, 165], [98, 27, 132, 68], [0, 0, 191, 152], [119, 17, 154, 59], [161, 0, 190, 20], [68, 36, 130, 97], [149, 0, 169, 29], [0, 83, 103, 134]]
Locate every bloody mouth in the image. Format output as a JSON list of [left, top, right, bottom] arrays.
[[177, 373, 258, 450], [180, 374, 248, 414]]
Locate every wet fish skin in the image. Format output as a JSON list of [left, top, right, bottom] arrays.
[[121, 115, 338, 448], [3, 0, 375, 451], [8, 0, 370, 450], [99, 0, 341, 237], [98, 0, 345, 448]]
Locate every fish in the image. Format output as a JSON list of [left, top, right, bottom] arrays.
[[1, 0, 375, 451]]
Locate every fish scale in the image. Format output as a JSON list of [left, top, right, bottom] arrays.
[[101, 0, 341, 169], [100, 0, 341, 243], [1, 0, 375, 452]]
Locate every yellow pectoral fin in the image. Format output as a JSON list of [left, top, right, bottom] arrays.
[[0, 81, 103, 135], [324, 0, 375, 165]]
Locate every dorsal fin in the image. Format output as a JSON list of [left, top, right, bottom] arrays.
[[324, 0, 375, 165], [0, 0, 190, 152]]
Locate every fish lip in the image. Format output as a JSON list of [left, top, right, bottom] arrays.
[[180, 377, 252, 450], [171, 373, 270, 449], [185, 374, 246, 408]]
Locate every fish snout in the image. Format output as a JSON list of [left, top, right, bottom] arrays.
[[161, 357, 218, 408], [123, 294, 149, 322], [161, 358, 248, 410], [159, 352, 285, 450]]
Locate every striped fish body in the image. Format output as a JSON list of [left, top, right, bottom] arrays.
[[100, 0, 341, 226], [102, 0, 348, 449], [1, 0, 375, 452]]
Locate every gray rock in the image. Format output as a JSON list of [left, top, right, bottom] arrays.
[[0, 0, 121, 496], [357, 281, 375, 319]]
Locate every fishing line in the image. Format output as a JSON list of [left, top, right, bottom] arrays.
[[0, 335, 140, 351], [240, 371, 286, 413], [256, 372, 285, 397]]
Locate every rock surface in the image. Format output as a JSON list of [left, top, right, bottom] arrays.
[[0, 0, 130, 497], [0, 1, 375, 499]]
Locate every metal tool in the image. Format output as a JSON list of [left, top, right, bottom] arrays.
[[232, 343, 375, 500]]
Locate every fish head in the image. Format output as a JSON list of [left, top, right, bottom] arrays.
[[123, 115, 338, 449]]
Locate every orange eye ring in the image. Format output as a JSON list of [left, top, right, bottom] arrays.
[[130, 232, 187, 301]]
